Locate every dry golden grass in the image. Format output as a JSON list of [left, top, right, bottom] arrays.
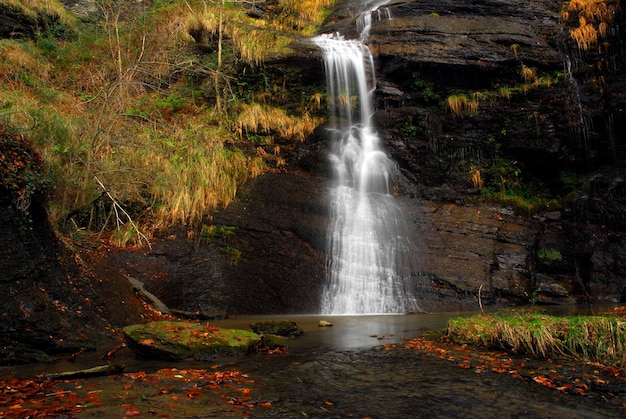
[[569, 0, 618, 23], [448, 312, 626, 367], [566, 0, 619, 50], [447, 95, 464, 116], [271, 0, 335, 35], [235, 103, 319, 142], [102, 121, 266, 229], [520, 64, 538, 83], [3, 0, 75, 25], [447, 94, 479, 117], [185, 2, 297, 67], [468, 166, 484, 189], [0, 0, 331, 243], [571, 16, 599, 50]]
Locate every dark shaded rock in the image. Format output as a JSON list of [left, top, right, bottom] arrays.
[[563, 175, 626, 303], [0, 125, 158, 364], [259, 333, 287, 349], [407, 201, 540, 311], [106, 172, 329, 316], [533, 273, 577, 305], [250, 320, 304, 337], [45, 364, 125, 380]]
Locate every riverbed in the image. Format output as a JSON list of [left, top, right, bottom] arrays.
[[2, 311, 625, 418]]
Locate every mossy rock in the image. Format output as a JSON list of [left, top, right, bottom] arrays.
[[249, 320, 303, 337], [123, 321, 260, 361], [260, 334, 286, 349]]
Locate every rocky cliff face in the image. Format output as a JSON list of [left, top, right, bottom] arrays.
[[3, 0, 625, 341], [364, 0, 626, 308], [113, 0, 626, 314]]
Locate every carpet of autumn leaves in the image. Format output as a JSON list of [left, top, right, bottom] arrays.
[[384, 333, 626, 409], [0, 366, 274, 418], [4, 313, 626, 417]]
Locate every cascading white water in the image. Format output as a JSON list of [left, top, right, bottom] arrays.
[[314, 3, 420, 315]]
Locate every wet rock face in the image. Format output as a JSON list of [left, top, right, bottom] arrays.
[[126, 0, 625, 313], [406, 202, 540, 311], [371, 0, 563, 68], [108, 172, 329, 316]]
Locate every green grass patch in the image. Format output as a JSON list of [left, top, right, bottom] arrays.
[[447, 312, 626, 368]]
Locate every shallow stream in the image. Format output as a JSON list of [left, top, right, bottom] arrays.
[[3, 310, 625, 418]]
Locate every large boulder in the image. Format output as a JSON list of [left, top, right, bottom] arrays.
[[123, 321, 261, 360]]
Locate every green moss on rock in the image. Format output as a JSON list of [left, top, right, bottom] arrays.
[[123, 321, 260, 361]]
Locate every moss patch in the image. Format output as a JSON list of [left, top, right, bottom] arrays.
[[124, 321, 260, 361]]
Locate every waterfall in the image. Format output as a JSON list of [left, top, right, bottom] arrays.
[[314, 3, 420, 315]]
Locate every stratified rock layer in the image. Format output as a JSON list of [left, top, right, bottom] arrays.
[[110, 0, 626, 314]]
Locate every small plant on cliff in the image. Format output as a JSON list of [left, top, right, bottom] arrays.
[[220, 245, 242, 265], [201, 224, 237, 239], [467, 165, 484, 190], [447, 94, 479, 117], [537, 248, 563, 264], [520, 64, 538, 84]]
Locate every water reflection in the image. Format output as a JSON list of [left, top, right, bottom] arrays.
[[3, 308, 625, 417], [213, 313, 463, 352]]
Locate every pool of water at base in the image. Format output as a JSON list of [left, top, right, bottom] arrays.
[[2, 308, 624, 418]]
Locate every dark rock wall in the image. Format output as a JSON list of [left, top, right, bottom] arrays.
[[4, 0, 626, 343], [366, 0, 626, 307], [121, 0, 626, 314]]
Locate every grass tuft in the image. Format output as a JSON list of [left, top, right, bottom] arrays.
[[448, 312, 626, 368]]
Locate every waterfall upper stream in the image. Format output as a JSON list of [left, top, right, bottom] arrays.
[[314, 3, 420, 315]]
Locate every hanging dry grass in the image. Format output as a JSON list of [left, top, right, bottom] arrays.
[[468, 166, 484, 189], [118, 123, 265, 228], [566, 0, 619, 51], [230, 26, 292, 66], [520, 64, 538, 83], [271, 0, 336, 35], [235, 103, 319, 141], [447, 95, 465, 116], [569, 0, 619, 23], [447, 94, 479, 117], [570, 16, 599, 50], [186, 3, 294, 67]]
